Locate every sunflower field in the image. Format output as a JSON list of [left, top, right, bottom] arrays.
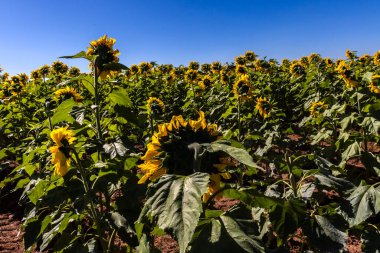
[[0, 35, 380, 253]]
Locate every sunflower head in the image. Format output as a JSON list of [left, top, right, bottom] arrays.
[[290, 62, 306, 76], [256, 97, 270, 119], [374, 51, 380, 66], [188, 61, 200, 70], [2, 72, 9, 82], [68, 67, 81, 77], [308, 53, 322, 64], [244, 51, 257, 62], [345, 49, 356, 60], [86, 35, 120, 78], [281, 59, 291, 69], [185, 69, 198, 83], [30, 70, 40, 80], [54, 87, 83, 102], [220, 70, 229, 84], [335, 61, 358, 89], [254, 59, 271, 72], [198, 75, 212, 90], [49, 127, 75, 176], [233, 74, 252, 100], [201, 63, 211, 73], [235, 56, 246, 66], [39, 65, 50, 77], [147, 97, 164, 115], [235, 65, 247, 75], [324, 58, 333, 66], [138, 111, 227, 185], [299, 56, 309, 67], [309, 101, 327, 117], [130, 64, 139, 74], [52, 61, 69, 74], [358, 54, 371, 65], [138, 62, 153, 75], [211, 61, 222, 73], [369, 75, 380, 94]]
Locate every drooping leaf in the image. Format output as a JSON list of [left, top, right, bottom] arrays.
[[207, 142, 261, 170], [139, 173, 209, 253], [340, 182, 380, 227], [60, 51, 88, 59], [103, 139, 128, 159]]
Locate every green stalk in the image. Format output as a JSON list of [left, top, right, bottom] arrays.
[[94, 58, 104, 161], [357, 91, 368, 152], [149, 113, 155, 136], [71, 148, 107, 252], [237, 96, 241, 141]]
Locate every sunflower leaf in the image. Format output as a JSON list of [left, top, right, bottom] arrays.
[[138, 173, 209, 253]]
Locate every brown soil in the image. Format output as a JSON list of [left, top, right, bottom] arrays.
[[154, 235, 179, 253], [0, 213, 24, 253]]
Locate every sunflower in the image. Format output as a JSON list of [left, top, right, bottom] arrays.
[[254, 59, 271, 73], [374, 51, 380, 66], [198, 75, 212, 90], [256, 97, 269, 119], [290, 62, 306, 76], [345, 50, 355, 60], [233, 74, 252, 100], [147, 97, 164, 115], [211, 61, 222, 74], [358, 54, 371, 65], [324, 58, 333, 66], [309, 101, 327, 117], [2, 72, 9, 82], [138, 111, 232, 200], [52, 61, 69, 74], [220, 70, 229, 85], [49, 127, 76, 176], [335, 61, 358, 89], [281, 59, 291, 69], [369, 75, 380, 94], [54, 87, 83, 102], [68, 67, 81, 77], [244, 51, 256, 62], [308, 53, 322, 64], [30, 70, 40, 80], [138, 62, 153, 75], [235, 65, 247, 75], [9, 75, 24, 95], [86, 35, 120, 79], [201, 63, 211, 73], [188, 61, 200, 70], [185, 69, 198, 83], [38, 65, 50, 77], [234, 56, 245, 66]]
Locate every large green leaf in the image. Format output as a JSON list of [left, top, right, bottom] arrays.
[[341, 183, 380, 227], [303, 215, 347, 252], [139, 173, 209, 253], [207, 142, 261, 169], [51, 98, 76, 125], [108, 88, 132, 107], [220, 215, 264, 252], [340, 141, 360, 167]]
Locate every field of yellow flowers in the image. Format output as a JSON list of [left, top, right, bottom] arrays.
[[0, 35, 380, 253]]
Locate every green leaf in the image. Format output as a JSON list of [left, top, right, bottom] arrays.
[[108, 88, 132, 107], [139, 173, 209, 253], [51, 98, 76, 125], [124, 157, 139, 170], [340, 113, 356, 132], [60, 51, 88, 59], [340, 141, 361, 167], [70, 106, 86, 125], [361, 117, 380, 134], [220, 215, 264, 252], [207, 142, 261, 169], [361, 152, 380, 176], [103, 139, 128, 159], [341, 183, 380, 227]]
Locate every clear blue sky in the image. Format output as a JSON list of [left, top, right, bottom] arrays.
[[1, 0, 380, 75]]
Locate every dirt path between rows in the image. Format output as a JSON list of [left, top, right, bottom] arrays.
[[0, 213, 24, 253]]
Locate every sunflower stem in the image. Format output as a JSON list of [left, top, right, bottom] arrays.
[[71, 148, 107, 252], [237, 96, 241, 141], [149, 113, 155, 136], [94, 58, 104, 161]]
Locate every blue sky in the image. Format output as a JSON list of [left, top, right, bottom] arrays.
[[1, 0, 380, 75]]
